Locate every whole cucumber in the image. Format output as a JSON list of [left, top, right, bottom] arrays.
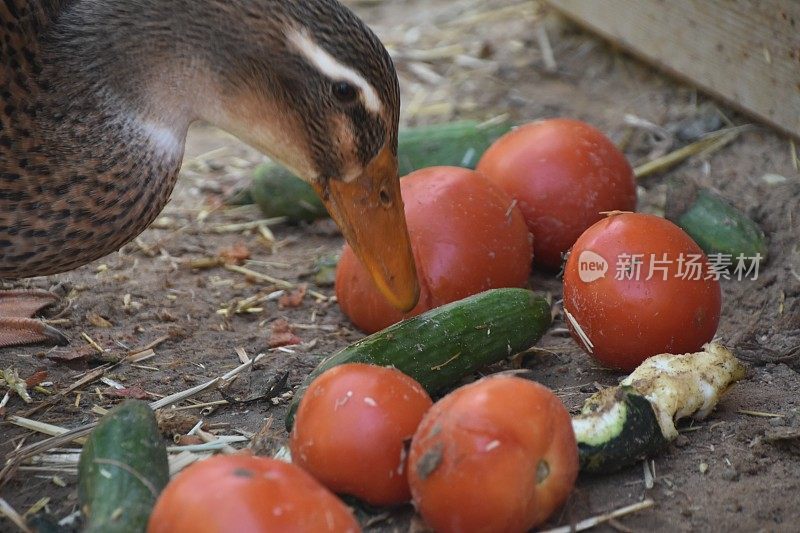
[[250, 163, 328, 223], [396, 118, 513, 173], [248, 119, 514, 222], [286, 288, 552, 430], [79, 400, 169, 533], [666, 183, 767, 266]]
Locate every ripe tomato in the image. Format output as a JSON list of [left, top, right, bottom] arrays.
[[562, 213, 722, 371], [408, 375, 578, 533], [290, 363, 433, 506], [336, 166, 532, 333], [147, 455, 360, 533], [477, 118, 636, 270]]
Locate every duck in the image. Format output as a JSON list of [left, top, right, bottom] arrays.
[[0, 0, 419, 348]]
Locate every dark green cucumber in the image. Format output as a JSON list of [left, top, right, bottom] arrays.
[[79, 400, 169, 533], [286, 288, 551, 430], [572, 386, 667, 474], [396, 118, 513, 173], [250, 163, 328, 223], [666, 184, 767, 265], [247, 119, 514, 221]]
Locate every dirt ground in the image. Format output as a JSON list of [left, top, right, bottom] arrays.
[[2, 1, 800, 531]]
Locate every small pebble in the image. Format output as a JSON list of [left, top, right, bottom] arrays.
[[769, 416, 786, 427], [671, 112, 723, 142], [761, 173, 788, 185], [721, 466, 739, 481], [699, 462, 709, 474], [674, 434, 690, 448]]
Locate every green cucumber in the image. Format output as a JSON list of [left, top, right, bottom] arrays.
[[396, 118, 513, 173], [286, 288, 551, 430], [79, 400, 169, 533], [247, 119, 514, 221], [666, 183, 767, 266], [572, 386, 667, 474], [250, 163, 328, 223]]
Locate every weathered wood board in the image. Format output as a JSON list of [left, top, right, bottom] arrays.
[[546, 0, 800, 139]]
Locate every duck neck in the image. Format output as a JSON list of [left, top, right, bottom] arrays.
[[43, 0, 226, 123], [41, 2, 218, 144]]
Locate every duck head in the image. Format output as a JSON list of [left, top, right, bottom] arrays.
[[48, 0, 419, 311], [195, 1, 419, 311]]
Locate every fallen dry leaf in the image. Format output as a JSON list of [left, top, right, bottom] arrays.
[[25, 370, 48, 388], [46, 346, 97, 364], [279, 284, 307, 309], [174, 435, 205, 446], [218, 242, 251, 265], [268, 319, 302, 348], [156, 409, 200, 438], [156, 409, 201, 437], [87, 312, 113, 328]]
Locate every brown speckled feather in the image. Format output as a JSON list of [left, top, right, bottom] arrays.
[[1, 0, 184, 277], [0, 0, 399, 280]]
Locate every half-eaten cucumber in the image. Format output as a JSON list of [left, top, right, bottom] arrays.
[[573, 343, 746, 473]]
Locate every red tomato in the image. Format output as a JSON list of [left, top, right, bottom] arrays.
[[147, 455, 360, 533], [562, 213, 722, 371], [336, 166, 533, 332], [290, 364, 433, 506], [477, 118, 636, 270], [408, 375, 578, 533]]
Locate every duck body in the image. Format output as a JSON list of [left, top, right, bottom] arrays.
[[2, 0, 180, 276], [0, 0, 420, 346]]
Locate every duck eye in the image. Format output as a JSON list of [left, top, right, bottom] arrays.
[[332, 81, 358, 103]]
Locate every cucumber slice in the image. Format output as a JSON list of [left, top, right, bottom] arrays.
[[573, 387, 666, 474]]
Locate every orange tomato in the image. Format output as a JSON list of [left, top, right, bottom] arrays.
[[408, 375, 578, 533], [562, 212, 722, 371], [477, 118, 636, 270], [336, 166, 532, 333], [147, 455, 360, 533], [291, 364, 433, 506]]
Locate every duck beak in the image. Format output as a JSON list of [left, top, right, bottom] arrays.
[[314, 146, 419, 312]]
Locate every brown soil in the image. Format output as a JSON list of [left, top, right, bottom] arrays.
[[2, 1, 799, 531]]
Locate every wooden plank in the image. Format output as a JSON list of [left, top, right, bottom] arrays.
[[546, 0, 800, 139]]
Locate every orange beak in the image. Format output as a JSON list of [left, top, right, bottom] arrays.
[[314, 146, 419, 312]]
